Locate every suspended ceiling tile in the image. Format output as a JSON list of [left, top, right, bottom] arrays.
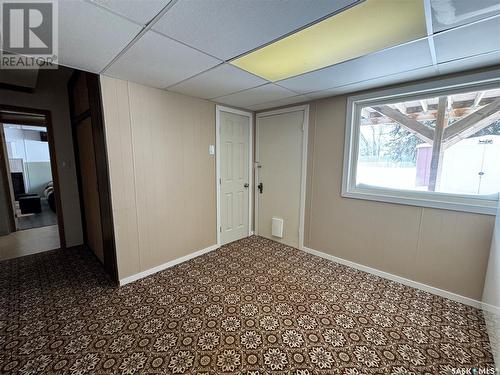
[[434, 16, 500, 64], [90, 0, 171, 25], [168, 64, 268, 99], [105, 31, 221, 89], [58, 1, 141, 73], [248, 95, 311, 111], [215, 84, 298, 108], [277, 39, 434, 94], [431, 0, 500, 32], [153, 0, 359, 60], [305, 66, 439, 100], [231, 0, 427, 82], [437, 50, 500, 75]]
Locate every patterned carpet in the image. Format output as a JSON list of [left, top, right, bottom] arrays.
[[0, 236, 495, 375]]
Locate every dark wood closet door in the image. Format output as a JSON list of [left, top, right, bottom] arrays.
[[68, 71, 117, 281]]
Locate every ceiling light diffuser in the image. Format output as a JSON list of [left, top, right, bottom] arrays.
[[230, 0, 427, 82]]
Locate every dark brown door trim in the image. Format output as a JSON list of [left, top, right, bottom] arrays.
[[0, 125, 16, 233], [86, 74, 118, 282], [68, 72, 89, 247], [0, 104, 67, 248], [68, 71, 118, 282]]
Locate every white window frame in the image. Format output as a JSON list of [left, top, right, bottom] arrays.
[[342, 69, 500, 215]]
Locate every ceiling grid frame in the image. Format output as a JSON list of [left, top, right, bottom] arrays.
[[99, 0, 181, 74], [64, 0, 500, 110]]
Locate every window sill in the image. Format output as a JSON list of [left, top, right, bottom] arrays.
[[342, 187, 498, 215]]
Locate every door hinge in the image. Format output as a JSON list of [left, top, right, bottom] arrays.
[[219, 226, 222, 232], [219, 178, 221, 185]]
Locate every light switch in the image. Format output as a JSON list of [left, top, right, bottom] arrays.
[[208, 145, 215, 155]]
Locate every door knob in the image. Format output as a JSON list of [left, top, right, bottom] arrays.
[[244, 183, 249, 188], [258, 183, 263, 194]]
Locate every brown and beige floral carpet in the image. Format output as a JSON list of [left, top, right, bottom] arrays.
[[0, 236, 495, 374]]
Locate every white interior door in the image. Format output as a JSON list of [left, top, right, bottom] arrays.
[[256, 108, 306, 248], [219, 110, 250, 245]]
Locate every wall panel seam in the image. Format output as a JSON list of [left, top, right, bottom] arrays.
[[415, 207, 425, 266], [307, 103, 317, 246], [126, 81, 142, 273]]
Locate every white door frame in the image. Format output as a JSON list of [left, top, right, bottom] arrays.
[[255, 104, 309, 250], [216, 105, 254, 246]]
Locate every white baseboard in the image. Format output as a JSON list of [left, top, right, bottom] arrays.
[[119, 240, 485, 309], [483, 301, 500, 316], [482, 302, 500, 368], [119, 244, 219, 286], [301, 246, 482, 309]]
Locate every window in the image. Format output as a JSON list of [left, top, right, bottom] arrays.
[[343, 73, 500, 215]]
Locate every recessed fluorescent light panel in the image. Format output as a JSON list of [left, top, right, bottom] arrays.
[[231, 0, 427, 82]]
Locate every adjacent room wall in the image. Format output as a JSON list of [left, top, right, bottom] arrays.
[[100, 76, 216, 280], [483, 203, 500, 365], [25, 162, 52, 195], [0, 68, 83, 246], [303, 96, 494, 301], [0, 159, 12, 235], [5, 126, 53, 196]]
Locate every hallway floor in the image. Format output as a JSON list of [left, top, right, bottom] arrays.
[[0, 224, 60, 261], [0, 236, 494, 374], [17, 199, 58, 231]]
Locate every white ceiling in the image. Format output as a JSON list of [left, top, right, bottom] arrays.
[[58, 0, 141, 73], [306, 66, 440, 100], [433, 16, 500, 63], [430, 0, 500, 32], [168, 64, 267, 99], [437, 50, 500, 75], [247, 94, 313, 111], [152, 0, 358, 60], [55, 0, 500, 111], [215, 84, 298, 108], [277, 39, 434, 94], [90, 0, 171, 25], [105, 30, 221, 89]]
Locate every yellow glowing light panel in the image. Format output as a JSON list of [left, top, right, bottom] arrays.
[[231, 0, 427, 82]]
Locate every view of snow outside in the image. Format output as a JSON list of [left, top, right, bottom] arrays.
[[356, 113, 500, 197]]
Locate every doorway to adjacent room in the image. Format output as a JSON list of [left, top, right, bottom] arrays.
[[0, 106, 65, 260]]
